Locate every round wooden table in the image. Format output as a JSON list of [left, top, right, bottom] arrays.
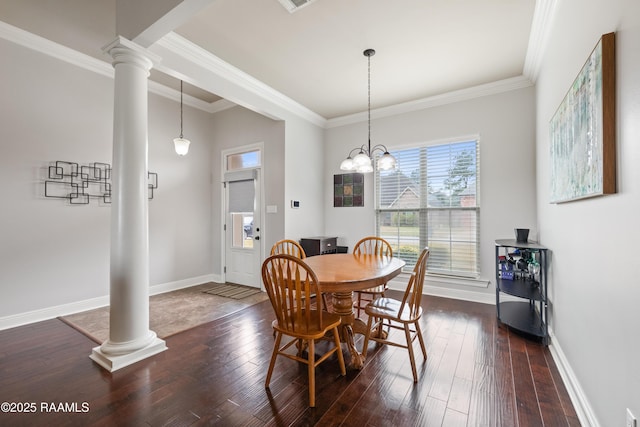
[[303, 253, 405, 369]]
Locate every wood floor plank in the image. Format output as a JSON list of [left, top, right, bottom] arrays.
[[442, 408, 468, 427], [544, 347, 582, 426], [526, 341, 571, 426], [455, 319, 478, 381], [412, 396, 447, 427], [448, 376, 473, 414], [510, 331, 544, 427], [0, 292, 579, 427], [494, 326, 517, 426], [429, 331, 465, 401]]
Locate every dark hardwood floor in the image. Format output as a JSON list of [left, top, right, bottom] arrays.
[[0, 292, 580, 426]]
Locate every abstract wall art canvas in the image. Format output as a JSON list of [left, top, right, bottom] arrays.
[[549, 32, 616, 203], [334, 173, 364, 207]]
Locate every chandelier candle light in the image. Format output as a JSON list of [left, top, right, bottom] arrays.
[[340, 49, 397, 173], [173, 80, 191, 156]]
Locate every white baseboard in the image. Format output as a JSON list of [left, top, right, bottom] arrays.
[[547, 329, 600, 427], [148, 274, 218, 296], [387, 274, 496, 305], [0, 274, 219, 332]]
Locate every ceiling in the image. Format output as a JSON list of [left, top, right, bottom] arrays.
[[0, 0, 543, 121]]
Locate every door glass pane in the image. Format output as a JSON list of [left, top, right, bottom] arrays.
[[227, 150, 260, 171], [232, 213, 254, 248], [229, 179, 255, 249]]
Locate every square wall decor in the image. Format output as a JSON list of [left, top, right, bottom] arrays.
[[334, 173, 364, 207]]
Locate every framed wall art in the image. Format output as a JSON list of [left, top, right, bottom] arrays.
[[334, 173, 364, 207], [549, 32, 616, 203]]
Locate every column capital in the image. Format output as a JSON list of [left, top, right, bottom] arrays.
[[102, 35, 161, 71]]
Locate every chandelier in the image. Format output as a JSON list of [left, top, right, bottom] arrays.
[[340, 48, 396, 173]]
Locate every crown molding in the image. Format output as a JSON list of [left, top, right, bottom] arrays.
[[523, 0, 558, 83], [0, 21, 233, 115], [0, 20, 113, 78], [1, 19, 542, 128], [326, 75, 534, 129]]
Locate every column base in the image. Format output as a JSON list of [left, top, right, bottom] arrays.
[[90, 337, 167, 372]]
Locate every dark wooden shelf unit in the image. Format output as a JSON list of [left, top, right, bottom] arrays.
[[300, 236, 338, 257], [495, 239, 549, 344]]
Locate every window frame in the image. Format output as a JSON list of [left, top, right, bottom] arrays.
[[374, 137, 480, 278]]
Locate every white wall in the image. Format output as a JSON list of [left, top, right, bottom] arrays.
[[0, 38, 213, 321], [147, 91, 213, 285], [324, 87, 537, 297], [283, 119, 325, 240], [535, 0, 640, 425], [208, 106, 286, 274]]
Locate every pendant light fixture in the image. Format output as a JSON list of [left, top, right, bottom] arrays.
[[173, 80, 191, 156], [340, 48, 396, 173]]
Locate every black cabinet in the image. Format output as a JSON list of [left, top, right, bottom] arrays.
[[300, 236, 337, 257], [495, 239, 549, 344]]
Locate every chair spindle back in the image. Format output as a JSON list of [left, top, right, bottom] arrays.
[[399, 248, 429, 318], [353, 236, 393, 257], [262, 254, 323, 333], [270, 239, 307, 259]]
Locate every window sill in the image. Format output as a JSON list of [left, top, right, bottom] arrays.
[[426, 273, 490, 288], [389, 272, 490, 289]]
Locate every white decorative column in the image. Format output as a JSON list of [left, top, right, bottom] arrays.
[[90, 36, 167, 372]]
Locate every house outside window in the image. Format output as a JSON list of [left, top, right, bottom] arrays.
[[375, 138, 480, 277]]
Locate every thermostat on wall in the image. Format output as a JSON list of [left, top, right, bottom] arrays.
[[291, 200, 300, 208]]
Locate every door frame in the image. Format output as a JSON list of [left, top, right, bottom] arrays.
[[220, 142, 265, 290]]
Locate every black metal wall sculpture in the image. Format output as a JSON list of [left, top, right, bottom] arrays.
[[45, 161, 158, 204]]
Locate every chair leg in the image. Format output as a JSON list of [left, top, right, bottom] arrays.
[[415, 321, 427, 359], [404, 324, 418, 382], [296, 338, 309, 357], [362, 315, 374, 357], [265, 331, 282, 388], [308, 338, 316, 407], [333, 327, 346, 376]]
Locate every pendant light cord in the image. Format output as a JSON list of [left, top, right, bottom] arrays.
[[179, 80, 184, 139], [367, 52, 371, 153]]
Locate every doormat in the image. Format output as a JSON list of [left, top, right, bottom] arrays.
[[203, 283, 262, 299]]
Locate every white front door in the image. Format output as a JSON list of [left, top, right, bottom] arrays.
[[224, 170, 262, 288]]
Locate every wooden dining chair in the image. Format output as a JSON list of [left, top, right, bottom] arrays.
[[270, 239, 307, 258], [270, 239, 328, 311], [352, 236, 393, 316], [362, 248, 429, 382], [262, 254, 346, 407]]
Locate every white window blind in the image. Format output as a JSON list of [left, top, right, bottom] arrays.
[[228, 180, 255, 213], [375, 139, 480, 277]]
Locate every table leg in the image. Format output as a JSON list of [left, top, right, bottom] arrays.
[[331, 291, 368, 369]]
